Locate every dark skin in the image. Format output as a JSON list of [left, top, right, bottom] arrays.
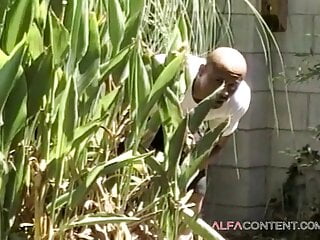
[[192, 61, 245, 169], [179, 48, 248, 237], [179, 64, 245, 238]]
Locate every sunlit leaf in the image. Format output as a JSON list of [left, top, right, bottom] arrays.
[[179, 122, 227, 190], [0, 39, 26, 127], [77, 12, 101, 94], [181, 208, 225, 240], [0, 0, 33, 53], [65, 213, 139, 229], [69, 151, 152, 208], [108, 0, 125, 53], [49, 10, 69, 65]]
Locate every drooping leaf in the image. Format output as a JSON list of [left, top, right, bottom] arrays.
[[188, 85, 224, 133], [69, 151, 153, 208], [181, 208, 225, 240], [138, 54, 185, 128], [179, 122, 227, 190], [100, 45, 132, 82]]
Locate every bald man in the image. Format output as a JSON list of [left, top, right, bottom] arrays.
[[177, 47, 251, 239], [154, 47, 250, 238], [181, 47, 251, 204]]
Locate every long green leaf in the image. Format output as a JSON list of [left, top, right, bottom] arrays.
[[100, 46, 132, 79], [2, 69, 27, 153], [179, 122, 227, 190], [108, 0, 125, 53], [181, 208, 225, 240], [96, 86, 122, 120], [27, 23, 43, 59], [0, 40, 26, 129], [49, 10, 69, 66], [67, 0, 89, 74], [69, 151, 153, 208], [65, 214, 139, 229], [63, 78, 78, 143], [138, 54, 184, 127], [3, 146, 26, 229], [25, 52, 53, 117], [159, 88, 183, 130], [188, 84, 224, 133], [167, 117, 187, 177], [0, 0, 9, 33], [0, 0, 33, 53], [129, 47, 151, 114], [77, 12, 101, 94], [120, 0, 145, 48]]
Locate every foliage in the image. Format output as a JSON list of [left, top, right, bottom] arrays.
[[0, 0, 277, 239], [263, 129, 320, 240]]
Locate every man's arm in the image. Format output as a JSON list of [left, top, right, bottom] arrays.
[[200, 135, 231, 170]]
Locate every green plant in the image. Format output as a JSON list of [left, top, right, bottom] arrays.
[[0, 0, 280, 239]]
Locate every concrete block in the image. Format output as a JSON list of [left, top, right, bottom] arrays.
[[313, 16, 320, 54], [288, 0, 320, 15], [203, 204, 266, 222], [213, 130, 271, 167], [268, 92, 308, 130], [273, 53, 320, 92], [239, 91, 271, 129], [206, 167, 266, 206], [266, 168, 320, 215], [217, 15, 263, 53], [309, 94, 320, 128], [270, 130, 319, 168], [244, 53, 270, 91], [265, 167, 289, 201], [274, 15, 313, 54]]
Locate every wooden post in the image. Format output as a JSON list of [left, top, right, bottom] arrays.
[[261, 0, 288, 32]]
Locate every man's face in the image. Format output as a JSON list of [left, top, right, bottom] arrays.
[[197, 63, 243, 101]]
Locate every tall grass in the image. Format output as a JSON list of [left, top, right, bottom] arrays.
[[0, 0, 280, 239]]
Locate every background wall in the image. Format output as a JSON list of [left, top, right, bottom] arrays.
[[204, 0, 320, 223]]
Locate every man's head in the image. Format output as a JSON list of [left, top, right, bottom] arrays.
[[193, 47, 247, 102]]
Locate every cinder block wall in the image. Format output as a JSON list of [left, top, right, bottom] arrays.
[[268, 0, 320, 209], [203, 0, 320, 223]]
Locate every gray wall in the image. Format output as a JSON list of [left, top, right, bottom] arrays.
[[204, 0, 320, 223]]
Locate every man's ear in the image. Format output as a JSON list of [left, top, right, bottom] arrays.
[[198, 64, 206, 77]]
